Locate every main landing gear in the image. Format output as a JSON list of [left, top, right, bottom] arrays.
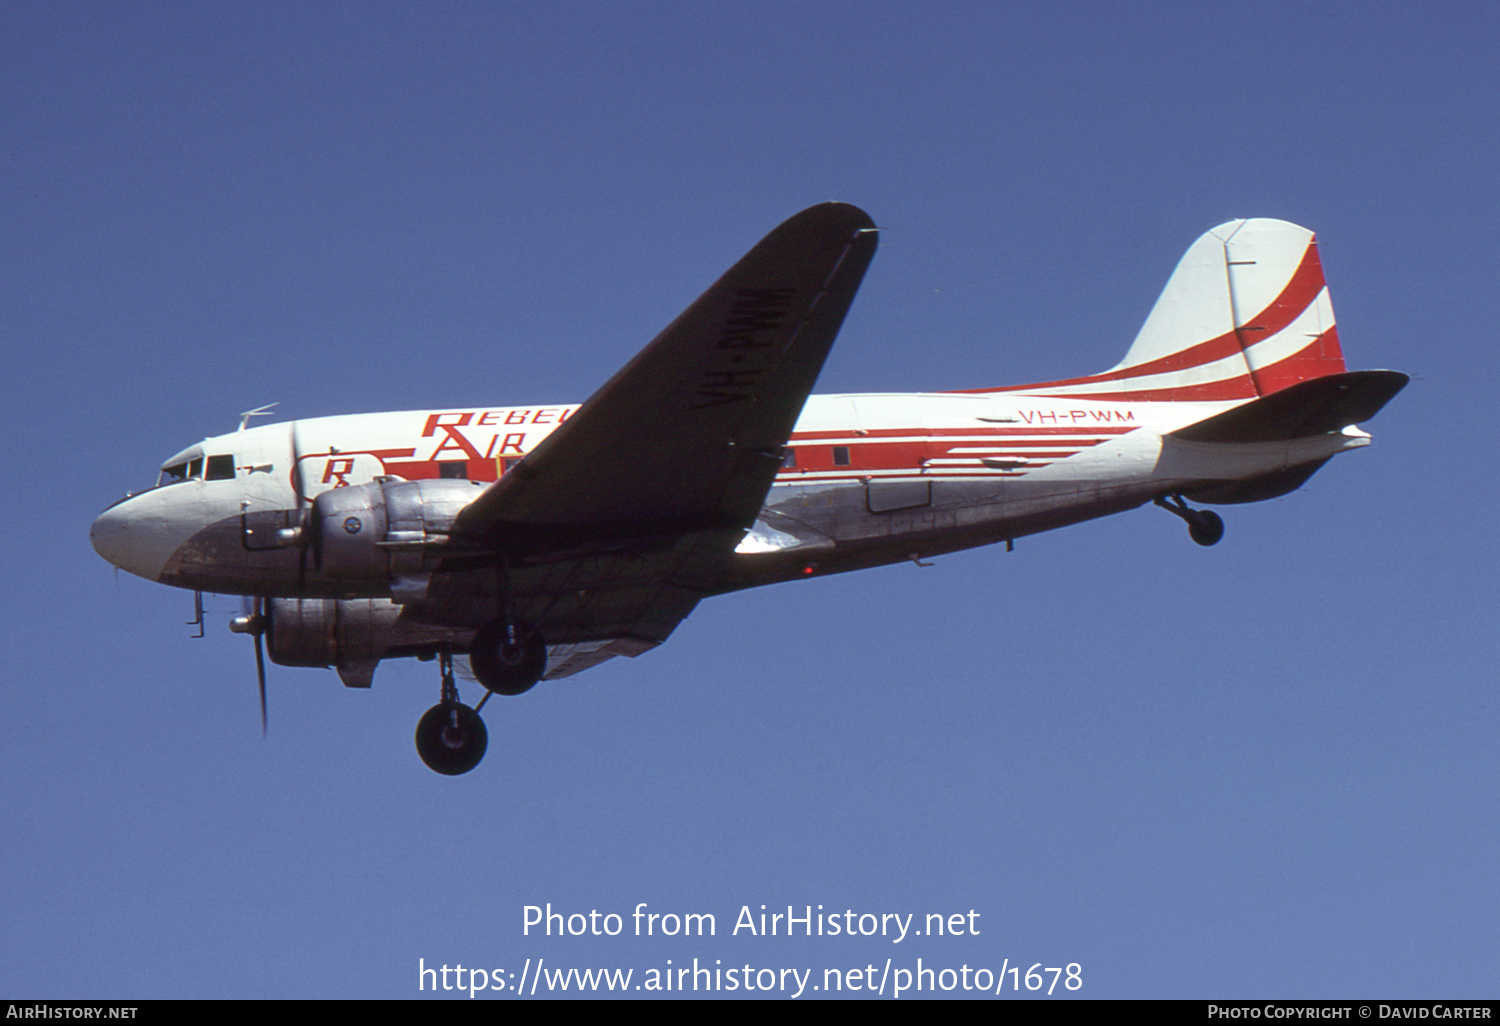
[[413, 617, 549, 775], [468, 617, 548, 696], [1155, 494, 1225, 547], [415, 652, 489, 775]]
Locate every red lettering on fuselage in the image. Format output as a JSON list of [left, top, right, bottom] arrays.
[[420, 412, 474, 436], [1017, 409, 1135, 425], [483, 433, 526, 457], [427, 424, 483, 462], [321, 458, 357, 487], [435, 407, 575, 429]]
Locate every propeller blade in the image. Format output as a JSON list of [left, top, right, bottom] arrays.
[[254, 627, 268, 735], [291, 420, 310, 598], [254, 596, 268, 734], [231, 596, 269, 735]]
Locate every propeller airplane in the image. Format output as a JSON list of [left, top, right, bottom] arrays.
[[91, 203, 1406, 774]]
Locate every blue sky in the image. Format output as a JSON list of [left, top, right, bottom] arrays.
[[4, 1, 1496, 999]]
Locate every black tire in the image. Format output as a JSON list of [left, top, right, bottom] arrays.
[[468, 620, 547, 695], [415, 702, 488, 775], [1189, 510, 1225, 547]]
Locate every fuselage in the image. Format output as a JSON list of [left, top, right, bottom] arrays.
[[90, 388, 1367, 599], [82, 208, 1403, 773]]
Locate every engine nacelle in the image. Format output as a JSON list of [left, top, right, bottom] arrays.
[[266, 597, 471, 673], [311, 477, 487, 592]]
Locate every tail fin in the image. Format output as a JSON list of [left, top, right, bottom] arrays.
[[988, 219, 1347, 402]]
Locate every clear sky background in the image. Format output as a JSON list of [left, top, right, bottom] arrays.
[[4, 1, 1496, 1000]]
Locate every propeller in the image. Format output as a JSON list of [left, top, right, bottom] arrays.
[[230, 596, 269, 734], [290, 419, 312, 597], [224, 415, 302, 735]]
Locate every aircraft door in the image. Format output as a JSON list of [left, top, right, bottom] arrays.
[[851, 396, 934, 513]]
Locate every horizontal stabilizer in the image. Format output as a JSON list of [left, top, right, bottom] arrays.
[[1171, 370, 1408, 444]]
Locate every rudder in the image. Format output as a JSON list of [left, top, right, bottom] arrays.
[[982, 219, 1347, 402], [1109, 218, 1346, 399]]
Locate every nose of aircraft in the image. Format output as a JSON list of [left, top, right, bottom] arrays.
[[90, 499, 123, 558], [90, 494, 171, 582], [91, 499, 138, 574]]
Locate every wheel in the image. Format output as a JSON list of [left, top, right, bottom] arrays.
[[415, 702, 488, 775], [468, 619, 547, 695], [1188, 510, 1225, 547]]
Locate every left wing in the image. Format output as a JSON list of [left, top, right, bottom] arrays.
[[420, 204, 878, 666], [452, 202, 878, 553]]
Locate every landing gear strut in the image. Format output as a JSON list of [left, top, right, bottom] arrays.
[[414, 652, 488, 775], [1155, 494, 1225, 547], [468, 617, 547, 695]]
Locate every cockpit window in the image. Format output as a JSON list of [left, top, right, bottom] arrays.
[[205, 455, 236, 480], [156, 455, 211, 487]]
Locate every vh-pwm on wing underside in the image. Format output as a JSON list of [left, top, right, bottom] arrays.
[[91, 204, 1406, 773]]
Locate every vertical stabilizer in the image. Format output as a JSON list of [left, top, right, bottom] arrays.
[[980, 219, 1347, 402], [1116, 218, 1346, 397]]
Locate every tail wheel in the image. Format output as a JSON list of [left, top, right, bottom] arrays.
[[1155, 494, 1226, 547], [1188, 510, 1225, 547], [468, 619, 547, 695], [415, 702, 488, 775]]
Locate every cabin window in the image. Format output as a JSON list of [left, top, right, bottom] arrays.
[[438, 460, 469, 479], [832, 446, 851, 467], [205, 455, 236, 480], [781, 448, 797, 468]]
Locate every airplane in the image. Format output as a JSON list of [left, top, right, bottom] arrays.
[[90, 203, 1407, 774]]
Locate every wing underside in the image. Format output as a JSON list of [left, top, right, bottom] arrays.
[[424, 203, 879, 660]]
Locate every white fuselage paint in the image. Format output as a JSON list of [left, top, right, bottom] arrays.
[[91, 389, 1371, 593]]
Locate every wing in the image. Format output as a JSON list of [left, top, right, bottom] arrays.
[[453, 202, 878, 551], [423, 203, 878, 669]]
